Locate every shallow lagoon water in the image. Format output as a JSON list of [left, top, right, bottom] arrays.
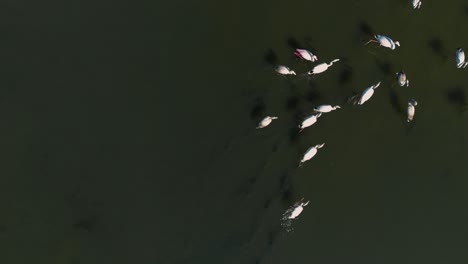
[[0, 0, 468, 263]]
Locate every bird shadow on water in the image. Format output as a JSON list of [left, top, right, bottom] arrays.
[[288, 125, 301, 143], [359, 21, 374, 35], [338, 66, 354, 85], [388, 88, 405, 115], [288, 37, 319, 55], [264, 49, 278, 66], [286, 37, 301, 50], [279, 172, 294, 205], [285, 96, 300, 111], [357, 20, 374, 42], [250, 97, 266, 120], [303, 37, 319, 50], [305, 89, 321, 103], [445, 87, 468, 113], [428, 37, 448, 60], [376, 59, 394, 75], [288, 111, 305, 143]]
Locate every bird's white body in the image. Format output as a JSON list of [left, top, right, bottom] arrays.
[[288, 201, 310, 219], [275, 65, 296, 75], [299, 143, 325, 166], [358, 82, 380, 105], [294, 49, 318, 62], [455, 48, 468, 68], [314, 105, 340, 113], [256, 116, 278, 129], [407, 100, 418, 122], [396, 71, 409, 87], [308, 59, 340, 74], [412, 0, 422, 9], [299, 113, 321, 131], [374, 35, 400, 50]]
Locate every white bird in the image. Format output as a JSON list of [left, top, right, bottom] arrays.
[[294, 49, 318, 62], [455, 48, 468, 68], [313, 105, 340, 113], [407, 99, 418, 122], [307, 59, 340, 75], [288, 201, 310, 219], [412, 0, 422, 9], [299, 113, 321, 132], [396, 71, 409, 87], [358, 82, 381, 105], [299, 143, 325, 166], [366, 35, 400, 50], [275, 65, 296, 75], [256, 116, 278, 129]]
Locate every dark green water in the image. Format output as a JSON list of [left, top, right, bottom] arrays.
[[1, 0, 468, 263]]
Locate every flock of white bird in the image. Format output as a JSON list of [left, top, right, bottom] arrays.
[[256, 0, 468, 222]]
